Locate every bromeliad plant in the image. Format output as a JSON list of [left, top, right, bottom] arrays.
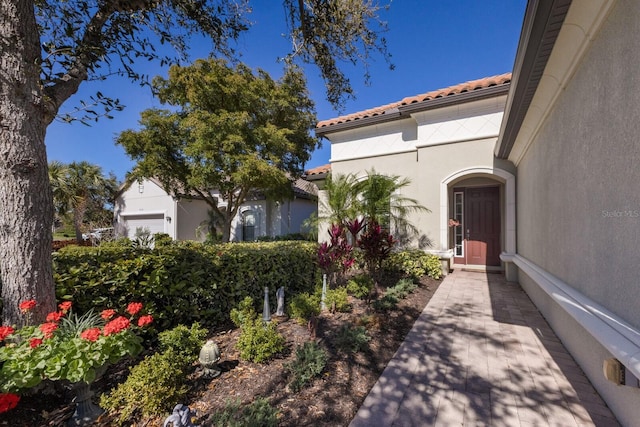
[[0, 300, 152, 396]]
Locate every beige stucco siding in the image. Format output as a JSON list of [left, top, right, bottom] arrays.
[[176, 199, 210, 241], [514, 3, 640, 424], [331, 137, 502, 250], [516, 0, 640, 330], [114, 179, 174, 238]]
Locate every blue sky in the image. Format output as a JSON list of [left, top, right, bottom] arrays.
[[45, 1, 527, 182]]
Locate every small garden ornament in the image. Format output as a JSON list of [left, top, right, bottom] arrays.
[[198, 339, 221, 378], [163, 404, 198, 427], [321, 274, 328, 311], [275, 287, 285, 316], [262, 286, 271, 322]]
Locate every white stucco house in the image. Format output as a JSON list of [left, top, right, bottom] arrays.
[[315, 1, 640, 424], [114, 177, 318, 241]]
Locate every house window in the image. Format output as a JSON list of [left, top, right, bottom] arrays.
[[454, 191, 464, 256], [242, 210, 256, 241]]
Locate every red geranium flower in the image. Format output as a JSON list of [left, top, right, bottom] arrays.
[[137, 315, 153, 327], [101, 309, 116, 320], [46, 311, 63, 323], [29, 338, 43, 348], [58, 301, 72, 313], [0, 326, 15, 341], [103, 316, 130, 336], [0, 393, 20, 413], [80, 328, 101, 342], [19, 300, 36, 313], [39, 322, 58, 339], [126, 302, 143, 316]]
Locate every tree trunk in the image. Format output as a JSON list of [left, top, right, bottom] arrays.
[[74, 198, 88, 242], [0, 1, 56, 326], [222, 214, 232, 243]]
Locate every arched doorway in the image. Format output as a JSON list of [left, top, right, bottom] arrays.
[[441, 167, 516, 269]]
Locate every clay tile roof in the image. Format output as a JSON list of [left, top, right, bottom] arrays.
[[316, 73, 512, 129], [305, 164, 331, 176], [292, 177, 318, 198]]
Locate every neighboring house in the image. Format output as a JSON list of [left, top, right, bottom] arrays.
[[315, 73, 514, 271], [316, 1, 640, 424], [114, 177, 318, 241]]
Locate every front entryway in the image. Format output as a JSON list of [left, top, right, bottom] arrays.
[[453, 186, 501, 267]]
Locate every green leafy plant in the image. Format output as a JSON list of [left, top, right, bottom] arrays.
[[325, 287, 351, 313], [100, 323, 207, 425], [288, 292, 321, 325], [0, 300, 151, 393], [101, 350, 187, 425], [153, 233, 173, 247], [385, 278, 417, 300], [286, 341, 328, 392], [334, 324, 370, 354], [384, 250, 443, 280], [424, 254, 444, 280], [132, 227, 154, 249], [208, 398, 278, 427], [54, 241, 319, 331], [230, 297, 257, 328], [236, 318, 285, 363], [157, 323, 208, 361], [372, 294, 399, 311], [346, 274, 374, 300]]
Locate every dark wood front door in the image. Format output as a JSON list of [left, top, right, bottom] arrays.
[[464, 186, 501, 266]]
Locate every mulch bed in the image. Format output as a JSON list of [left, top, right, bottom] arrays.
[[0, 275, 441, 427]]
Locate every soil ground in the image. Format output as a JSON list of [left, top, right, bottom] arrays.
[[0, 275, 441, 427]]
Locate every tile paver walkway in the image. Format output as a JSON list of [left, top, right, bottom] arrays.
[[350, 270, 620, 427]]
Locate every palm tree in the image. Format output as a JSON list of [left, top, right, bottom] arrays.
[[48, 161, 117, 242], [48, 161, 71, 232], [354, 169, 430, 243], [318, 172, 359, 228], [67, 161, 117, 242]]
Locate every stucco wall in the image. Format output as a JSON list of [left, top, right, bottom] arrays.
[[114, 179, 174, 238], [280, 198, 317, 235], [326, 95, 510, 252], [515, 3, 640, 424], [230, 200, 268, 241], [331, 137, 502, 250], [176, 199, 210, 241], [516, 0, 640, 330]]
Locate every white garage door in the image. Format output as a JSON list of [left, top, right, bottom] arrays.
[[123, 214, 165, 239]]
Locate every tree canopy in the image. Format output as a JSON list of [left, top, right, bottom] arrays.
[[118, 59, 319, 241], [0, 0, 391, 325]]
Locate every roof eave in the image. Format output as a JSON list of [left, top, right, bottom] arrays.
[[315, 84, 511, 137], [495, 0, 572, 159]]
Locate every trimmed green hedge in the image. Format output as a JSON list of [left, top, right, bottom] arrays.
[[54, 241, 319, 331]]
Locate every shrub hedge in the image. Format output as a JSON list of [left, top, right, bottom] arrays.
[[53, 241, 319, 331]]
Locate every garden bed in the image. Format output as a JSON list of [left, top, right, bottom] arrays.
[[0, 274, 440, 426]]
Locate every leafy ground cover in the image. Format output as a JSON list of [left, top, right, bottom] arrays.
[[0, 274, 440, 426]]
